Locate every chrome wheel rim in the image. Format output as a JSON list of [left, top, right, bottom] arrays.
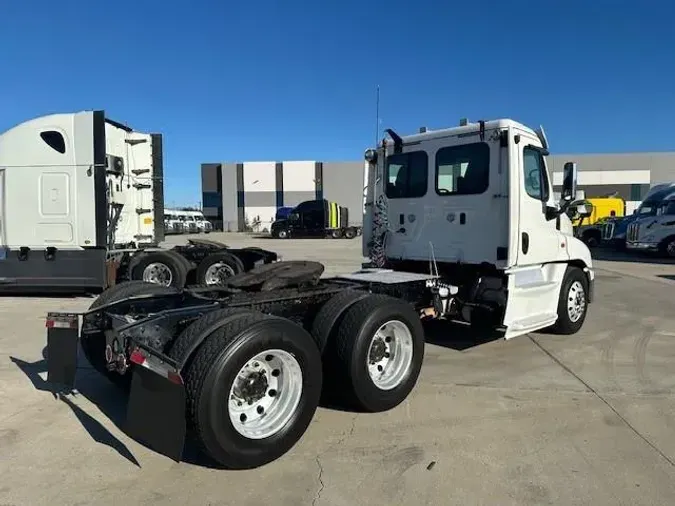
[[366, 320, 414, 390], [567, 280, 586, 323], [228, 349, 303, 440], [142, 263, 173, 286], [204, 262, 236, 285]]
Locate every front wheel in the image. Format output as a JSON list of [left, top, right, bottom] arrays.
[[658, 237, 675, 258], [548, 266, 589, 335], [183, 312, 322, 469]]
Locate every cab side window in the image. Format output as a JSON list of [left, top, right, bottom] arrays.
[[523, 147, 550, 202], [385, 151, 428, 199]]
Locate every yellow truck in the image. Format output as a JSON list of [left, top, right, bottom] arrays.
[[571, 197, 625, 247]]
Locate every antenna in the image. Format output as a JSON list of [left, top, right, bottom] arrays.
[[375, 85, 380, 147]]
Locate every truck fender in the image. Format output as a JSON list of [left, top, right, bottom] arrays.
[[310, 289, 371, 353]]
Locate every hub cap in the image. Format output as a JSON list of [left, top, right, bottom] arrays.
[[567, 281, 586, 323], [228, 349, 303, 440], [204, 262, 236, 285], [366, 320, 414, 390], [142, 263, 173, 286]]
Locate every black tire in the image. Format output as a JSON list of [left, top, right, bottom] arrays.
[[181, 312, 322, 469], [582, 231, 600, 248], [167, 308, 253, 366], [548, 266, 589, 335], [310, 290, 370, 353], [195, 252, 245, 286], [344, 228, 356, 239], [275, 229, 289, 239], [130, 251, 188, 288], [82, 281, 178, 390], [326, 294, 425, 412], [330, 229, 342, 239], [658, 236, 675, 258]]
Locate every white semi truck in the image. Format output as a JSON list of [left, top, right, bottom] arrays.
[[45, 117, 594, 470], [0, 110, 278, 291]]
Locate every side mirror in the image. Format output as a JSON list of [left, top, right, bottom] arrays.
[[561, 162, 578, 203]]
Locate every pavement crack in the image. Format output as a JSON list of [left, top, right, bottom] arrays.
[[529, 335, 675, 469], [312, 455, 325, 506]]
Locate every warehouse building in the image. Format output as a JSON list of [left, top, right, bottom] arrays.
[[201, 161, 366, 232], [202, 152, 675, 232]]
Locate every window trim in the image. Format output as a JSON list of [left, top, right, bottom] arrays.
[[433, 141, 490, 197], [385, 150, 429, 200], [522, 145, 550, 203]]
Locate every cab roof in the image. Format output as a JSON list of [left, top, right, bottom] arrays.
[[387, 119, 538, 145]]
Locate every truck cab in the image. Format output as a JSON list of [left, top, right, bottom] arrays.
[[363, 119, 594, 339], [625, 190, 675, 257], [271, 199, 360, 239], [602, 182, 675, 249]]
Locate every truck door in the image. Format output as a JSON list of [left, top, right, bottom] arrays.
[[502, 135, 568, 339], [382, 150, 429, 260]]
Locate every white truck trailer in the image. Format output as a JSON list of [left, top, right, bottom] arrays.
[[45, 118, 594, 470], [0, 110, 277, 292]]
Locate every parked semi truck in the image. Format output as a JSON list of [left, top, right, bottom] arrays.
[[45, 118, 593, 470], [602, 182, 675, 250], [623, 188, 675, 257], [0, 110, 277, 291], [570, 196, 624, 247], [270, 198, 362, 239]]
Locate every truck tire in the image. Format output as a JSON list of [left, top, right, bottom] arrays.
[[548, 266, 589, 335], [344, 228, 356, 239], [130, 251, 188, 288], [330, 229, 342, 239], [658, 236, 675, 258], [167, 307, 253, 366], [195, 252, 245, 286], [310, 289, 370, 353], [273, 229, 289, 239], [82, 281, 179, 390], [181, 312, 322, 469], [327, 294, 425, 412]]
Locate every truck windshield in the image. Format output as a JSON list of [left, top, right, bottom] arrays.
[[636, 203, 657, 215]]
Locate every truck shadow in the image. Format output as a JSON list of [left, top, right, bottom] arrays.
[[9, 352, 141, 467], [9, 347, 229, 470], [9, 345, 379, 470], [422, 320, 502, 351]]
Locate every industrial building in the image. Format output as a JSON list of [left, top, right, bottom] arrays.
[[201, 152, 675, 232]]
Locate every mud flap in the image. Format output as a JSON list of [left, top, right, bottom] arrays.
[[46, 312, 80, 389], [125, 350, 186, 462]]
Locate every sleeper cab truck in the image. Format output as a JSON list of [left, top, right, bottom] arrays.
[[270, 198, 362, 239], [44, 118, 593, 471], [0, 110, 277, 292]]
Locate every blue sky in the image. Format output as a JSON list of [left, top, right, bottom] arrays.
[[1, 0, 674, 206]]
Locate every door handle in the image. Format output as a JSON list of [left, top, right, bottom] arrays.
[[521, 232, 529, 254]]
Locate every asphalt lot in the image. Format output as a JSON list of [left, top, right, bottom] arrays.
[[2, 233, 675, 506]]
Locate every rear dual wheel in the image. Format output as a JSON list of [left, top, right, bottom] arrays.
[[319, 293, 425, 412], [170, 310, 322, 469]]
